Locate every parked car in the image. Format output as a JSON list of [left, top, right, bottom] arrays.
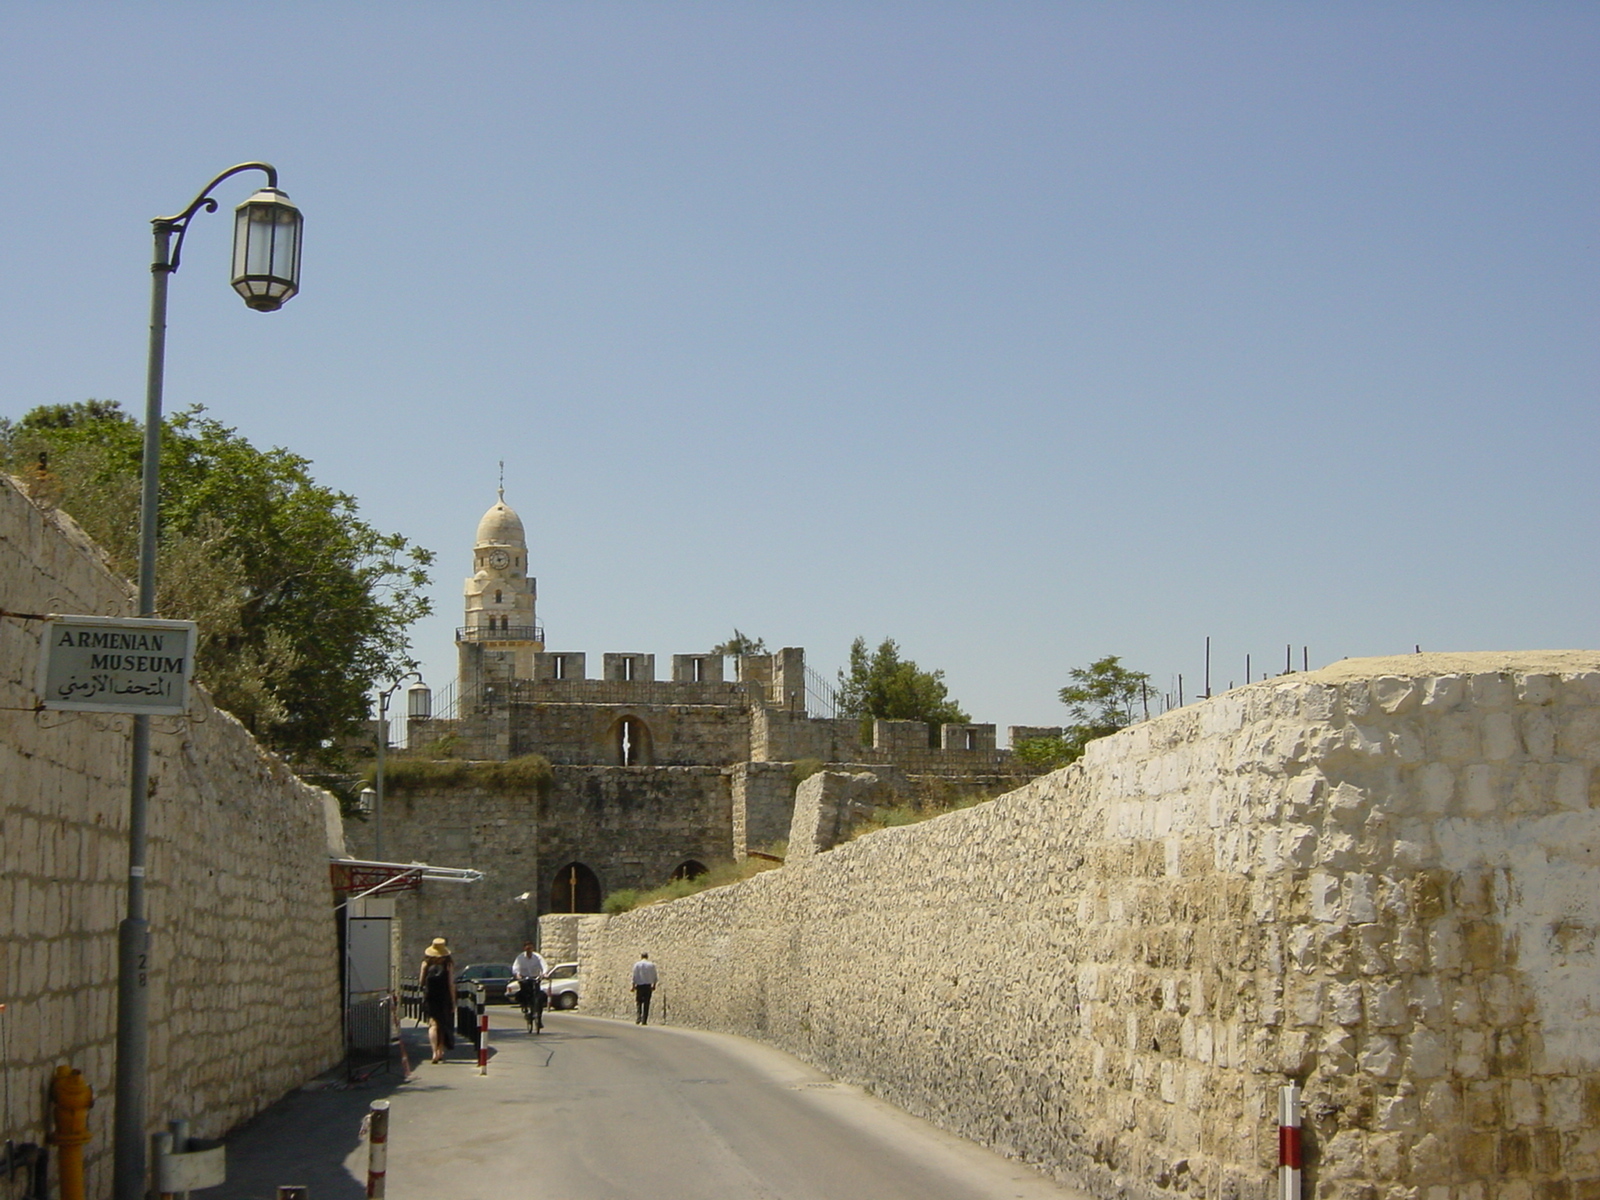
[[543, 962, 580, 1009], [455, 963, 515, 1004]]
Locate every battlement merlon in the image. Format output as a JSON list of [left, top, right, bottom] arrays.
[[520, 648, 804, 707]]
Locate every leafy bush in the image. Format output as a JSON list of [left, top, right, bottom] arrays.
[[844, 784, 995, 842], [601, 848, 785, 914], [1013, 736, 1077, 770], [790, 758, 824, 790], [366, 753, 552, 798], [602, 889, 641, 915]]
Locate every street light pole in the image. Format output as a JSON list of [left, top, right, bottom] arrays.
[[114, 164, 302, 1200], [372, 673, 422, 861]]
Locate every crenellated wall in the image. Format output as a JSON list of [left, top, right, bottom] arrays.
[[555, 652, 1600, 1200], [0, 476, 345, 1196]]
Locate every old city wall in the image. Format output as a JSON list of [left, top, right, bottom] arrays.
[[505, 698, 753, 766], [346, 764, 731, 969], [558, 653, 1600, 1200], [0, 476, 344, 1193]]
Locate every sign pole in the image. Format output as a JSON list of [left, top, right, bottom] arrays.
[[112, 214, 174, 1200]]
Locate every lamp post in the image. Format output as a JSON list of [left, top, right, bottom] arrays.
[[371, 672, 423, 861], [115, 164, 302, 1200]]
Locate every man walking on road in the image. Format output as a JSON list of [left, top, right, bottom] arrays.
[[632, 953, 658, 1025]]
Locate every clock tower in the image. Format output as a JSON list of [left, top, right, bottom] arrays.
[[459, 488, 543, 685]]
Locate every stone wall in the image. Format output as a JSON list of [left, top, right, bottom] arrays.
[[730, 761, 795, 854], [504, 699, 753, 766], [346, 764, 732, 969], [751, 706, 864, 763], [553, 652, 1600, 1199], [0, 476, 344, 1195]]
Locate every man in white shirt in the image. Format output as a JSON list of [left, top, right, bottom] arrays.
[[631, 953, 659, 1025], [512, 942, 549, 1030]]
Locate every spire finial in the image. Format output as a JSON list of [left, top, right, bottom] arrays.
[[498, 459, 505, 503]]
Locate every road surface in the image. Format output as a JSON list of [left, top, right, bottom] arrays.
[[209, 1008, 1090, 1200]]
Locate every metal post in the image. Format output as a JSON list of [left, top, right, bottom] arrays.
[[374, 691, 387, 861], [1278, 1083, 1302, 1200], [476, 984, 488, 1075], [114, 216, 173, 1200], [365, 1099, 389, 1198]]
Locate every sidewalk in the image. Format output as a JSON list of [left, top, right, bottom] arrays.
[[197, 1018, 438, 1198]]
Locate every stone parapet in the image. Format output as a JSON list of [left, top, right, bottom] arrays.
[[559, 651, 1600, 1199]]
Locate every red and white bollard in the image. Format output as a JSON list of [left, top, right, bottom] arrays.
[[476, 983, 489, 1075], [366, 1098, 389, 1198], [1278, 1083, 1302, 1200]]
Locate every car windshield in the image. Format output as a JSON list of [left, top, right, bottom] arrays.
[[459, 964, 511, 979], [548, 965, 576, 979]]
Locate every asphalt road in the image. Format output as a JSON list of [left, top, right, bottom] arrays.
[[206, 1008, 1090, 1200]]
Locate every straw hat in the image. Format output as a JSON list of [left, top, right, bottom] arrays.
[[424, 937, 452, 958]]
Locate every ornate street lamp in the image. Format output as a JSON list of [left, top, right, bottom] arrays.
[[231, 185, 303, 310], [115, 163, 302, 1200]]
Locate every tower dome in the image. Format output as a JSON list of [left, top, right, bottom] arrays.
[[476, 489, 526, 547]]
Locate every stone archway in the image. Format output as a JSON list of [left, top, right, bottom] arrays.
[[612, 715, 654, 766], [671, 860, 708, 882], [550, 862, 602, 913]]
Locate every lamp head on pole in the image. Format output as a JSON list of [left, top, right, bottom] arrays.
[[231, 187, 303, 311], [358, 787, 377, 816]]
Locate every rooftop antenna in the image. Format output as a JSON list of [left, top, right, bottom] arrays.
[[498, 459, 505, 502]]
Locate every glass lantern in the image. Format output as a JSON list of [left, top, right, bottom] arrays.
[[231, 188, 303, 311]]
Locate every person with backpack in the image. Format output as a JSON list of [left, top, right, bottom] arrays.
[[418, 938, 457, 1063]]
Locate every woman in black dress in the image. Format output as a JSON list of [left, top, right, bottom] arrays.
[[418, 938, 457, 1063]]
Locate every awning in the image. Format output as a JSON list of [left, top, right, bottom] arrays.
[[330, 856, 484, 904]]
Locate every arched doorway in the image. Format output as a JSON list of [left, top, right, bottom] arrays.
[[671, 860, 708, 882], [550, 862, 602, 913], [613, 715, 654, 766]]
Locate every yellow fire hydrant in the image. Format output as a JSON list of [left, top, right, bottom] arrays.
[[49, 1065, 93, 1200]]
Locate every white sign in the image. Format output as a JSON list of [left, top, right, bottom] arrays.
[[38, 615, 198, 716]]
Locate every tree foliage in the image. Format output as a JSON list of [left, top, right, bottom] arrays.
[[2, 401, 434, 767], [836, 636, 969, 746], [711, 628, 767, 656], [1058, 655, 1150, 734], [1018, 655, 1152, 770]]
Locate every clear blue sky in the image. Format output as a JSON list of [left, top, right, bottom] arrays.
[[3, 3, 1595, 733]]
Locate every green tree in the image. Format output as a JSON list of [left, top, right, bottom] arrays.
[[2, 401, 434, 767], [1017, 655, 1151, 769], [835, 636, 969, 746], [1058, 655, 1149, 734], [711, 629, 767, 656]]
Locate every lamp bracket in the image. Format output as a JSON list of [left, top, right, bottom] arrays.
[[153, 162, 279, 274]]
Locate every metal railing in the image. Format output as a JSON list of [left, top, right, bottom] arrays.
[[456, 624, 544, 644], [804, 664, 839, 719]]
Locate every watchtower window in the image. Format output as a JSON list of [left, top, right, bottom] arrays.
[[554, 655, 566, 680], [622, 657, 635, 682], [692, 657, 704, 682], [495, 589, 503, 604], [616, 715, 652, 766], [965, 729, 977, 750]]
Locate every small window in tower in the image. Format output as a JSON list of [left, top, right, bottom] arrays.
[[692, 657, 704, 682], [554, 655, 566, 681], [965, 729, 978, 751], [623, 657, 635, 682], [495, 590, 503, 604]]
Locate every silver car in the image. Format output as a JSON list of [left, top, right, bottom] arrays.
[[543, 962, 580, 1010]]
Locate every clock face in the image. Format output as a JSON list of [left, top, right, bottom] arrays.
[[487, 550, 510, 570]]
